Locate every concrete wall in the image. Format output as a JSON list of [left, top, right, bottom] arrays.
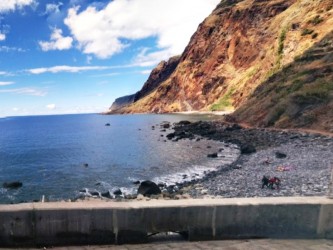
[[0, 197, 333, 246]]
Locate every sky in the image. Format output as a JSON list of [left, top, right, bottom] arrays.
[[0, 0, 220, 117]]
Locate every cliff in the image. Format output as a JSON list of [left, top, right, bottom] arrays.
[[108, 0, 333, 131], [108, 55, 180, 113], [109, 94, 136, 112]]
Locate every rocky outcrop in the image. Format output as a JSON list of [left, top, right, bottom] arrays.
[[137, 180, 161, 196], [3, 181, 23, 189], [109, 94, 135, 112], [108, 55, 180, 113]]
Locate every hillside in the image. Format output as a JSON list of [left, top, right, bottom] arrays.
[[107, 0, 333, 131], [231, 31, 333, 132]]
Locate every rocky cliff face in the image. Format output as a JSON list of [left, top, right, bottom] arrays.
[[109, 94, 136, 112], [108, 55, 180, 113], [108, 0, 333, 131]]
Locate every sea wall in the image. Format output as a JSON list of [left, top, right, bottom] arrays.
[[0, 197, 333, 246]]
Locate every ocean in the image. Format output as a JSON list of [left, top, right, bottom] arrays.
[[0, 113, 238, 203]]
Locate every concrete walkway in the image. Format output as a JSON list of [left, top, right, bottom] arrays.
[[14, 239, 333, 250]]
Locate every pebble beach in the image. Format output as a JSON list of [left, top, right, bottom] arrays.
[[167, 120, 333, 199]]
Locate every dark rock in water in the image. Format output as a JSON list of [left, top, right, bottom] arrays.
[[138, 180, 161, 196], [166, 133, 176, 140], [275, 151, 287, 158], [158, 183, 165, 188], [90, 191, 100, 196], [133, 180, 140, 185], [101, 191, 112, 199], [240, 144, 256, 154], [113, 189, 122, 195], [177, 120, 191, 126], [3, 181, 23, 189], [207, 153, 218, 158], [105, 123, 110, 126], [161, 123, 170, 129]]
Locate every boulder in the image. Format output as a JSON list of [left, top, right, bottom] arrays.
[[240, 144, 256, 154], [101, 191, 112, 199], [113, 189, 122, 195], [3, 181, 23, 189], [137, 180, 161, 196], [160, 123, 171, 129], [207, 153, 218, 158], [177, 120, 191, 126], [166, 133, 176, 140], [90, 191, 100, 197], [275, 151, 287, 158]]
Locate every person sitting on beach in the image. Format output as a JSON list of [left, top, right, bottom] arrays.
[[268, 177, 281, 190], [261, 175, 269, 188]]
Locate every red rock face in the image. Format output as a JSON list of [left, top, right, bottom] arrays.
[[134, 56, 181, 102], [109, 0, 333, 119]]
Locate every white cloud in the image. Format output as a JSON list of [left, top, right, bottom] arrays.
[[0, 87, 47, 96], [140, 70, 151, 75], [39, 28, 73, 51], [46, 103, 56, 110], [86, 55, 93, 64], [0, 0, 36, 13], [44, 2, 63, 15], [0, 33, 5, 41], [27, 65, 112, 74], [64, 0, 220, 60], [134, 47, 174, 67], [0, 81, 14, 86], [0, 46, 26, 52]]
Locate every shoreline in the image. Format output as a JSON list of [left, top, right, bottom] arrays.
[[65, 120, 333, 202], [172, 110, 233, 116], [2, 119, 333, 204]]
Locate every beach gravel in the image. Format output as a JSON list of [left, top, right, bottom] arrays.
[[171, 121, 333, 198]]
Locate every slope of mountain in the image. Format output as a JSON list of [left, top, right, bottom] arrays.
[[109, 56, 180, 112], [230, 31, 333, 132], [108, 0, 333, 131]]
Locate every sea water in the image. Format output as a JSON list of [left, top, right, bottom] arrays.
[[0, 113, 239, 203]]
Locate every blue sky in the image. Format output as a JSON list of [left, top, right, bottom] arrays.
[[0, 0, 219, 117]]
